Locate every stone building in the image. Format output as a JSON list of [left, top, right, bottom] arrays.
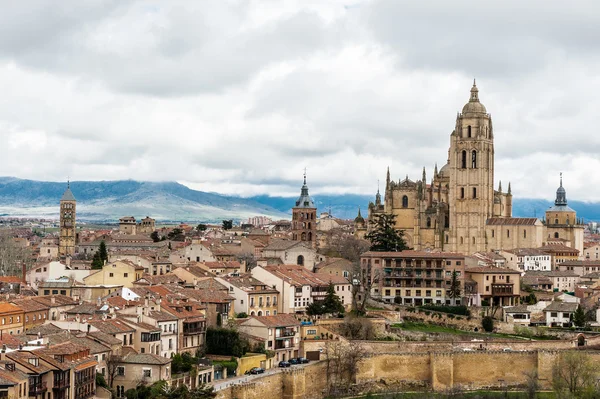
[[291, 174, 316, 248], [119, 217, 137, 235], [361, 82, 584, 255], [58, 183, 76, 257]]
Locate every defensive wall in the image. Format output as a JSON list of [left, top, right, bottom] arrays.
[[217, 342, 600, 399]]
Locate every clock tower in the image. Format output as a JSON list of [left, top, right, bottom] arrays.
[[58, 182, 77, 257]]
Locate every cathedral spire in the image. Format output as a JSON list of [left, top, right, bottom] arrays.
[[507, 182, 512, 195], [470, 79, 479, 102], [498, 180, 502, 193], [434, 163, 438, 176], [555, 173, 567, 206], [422, 167, 426, 183]]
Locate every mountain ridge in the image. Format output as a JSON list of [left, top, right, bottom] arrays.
[[0, 177, 598, 222]]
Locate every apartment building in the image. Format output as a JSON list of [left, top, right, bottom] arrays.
[[216, 274, 279, 316]]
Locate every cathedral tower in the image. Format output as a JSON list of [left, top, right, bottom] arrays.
[[58, 182, 77, 257], [448, 81, 495, 253], [292, 173, 317, 247]]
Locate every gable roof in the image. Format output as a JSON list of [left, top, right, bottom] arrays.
[[544, 301, 578, 312], [243, 314, 300, 328]]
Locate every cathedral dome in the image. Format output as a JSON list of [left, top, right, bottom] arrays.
[[438, 163, 450, 177], [462, 80, 487, 115]]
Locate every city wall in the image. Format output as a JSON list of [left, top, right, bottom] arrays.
[[216, 350, 600, 399]]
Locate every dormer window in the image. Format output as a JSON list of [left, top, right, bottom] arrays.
[[28, 358, 39, 366]]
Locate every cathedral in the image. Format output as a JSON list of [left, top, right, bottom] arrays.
[[357, 81, 584, 255]]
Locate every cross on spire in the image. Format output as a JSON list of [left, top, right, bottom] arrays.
[[303, 167, 307, 185]]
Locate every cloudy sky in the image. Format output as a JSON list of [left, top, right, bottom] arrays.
[[1, 0, 598, 201]]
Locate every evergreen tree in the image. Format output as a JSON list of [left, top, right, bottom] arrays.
[[573, 304, 586, 328], [365, 213, 408, 252], [150, 231, 160, 242], [306, 301, 325, 316], [222, 220, 233, 230], [98, 241, 108, 264], [91, 252, 103, 270], [196, 224, 207, 232], [322, 283, 345, 315], [447, 270, 461, 305]]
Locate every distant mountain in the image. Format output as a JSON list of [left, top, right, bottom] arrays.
[[0, 177, 288, 222], [0, 177, 598, 223], [249, 194, 600, 222]]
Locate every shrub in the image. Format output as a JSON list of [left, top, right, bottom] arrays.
[[447, 314, 455, 319], [236, 312, 248, 319], [482, 316, 494, 332]]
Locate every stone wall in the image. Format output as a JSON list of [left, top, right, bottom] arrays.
[[216, 345, 600, 399]]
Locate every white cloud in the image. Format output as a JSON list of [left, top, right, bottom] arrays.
[[0, 0, 598, 202]]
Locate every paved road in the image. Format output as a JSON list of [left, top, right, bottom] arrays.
[[213, 364, 308, 391]]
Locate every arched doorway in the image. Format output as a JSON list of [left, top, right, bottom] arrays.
[[297, 255, 304, 266]]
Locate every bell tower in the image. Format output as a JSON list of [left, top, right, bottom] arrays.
[[58, 181, 77, 257], [448, 81, 495, 253], [291, 172, 317, 248]]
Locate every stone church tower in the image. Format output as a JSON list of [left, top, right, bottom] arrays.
[[58, 182, 77, 257], [447, 80, 495, 253], [291, 174, 317, 248]]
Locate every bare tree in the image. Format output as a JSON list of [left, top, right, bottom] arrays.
[[106, 352, 125, 391], [523, 370, 539, 399], [338, 317, 375, 340], [351, 261, 379, 316], [0, 230, 33, 276], [236, 252, 257, 271], [322, 229, 370, 263], [324, 341, 367, 396], [552, 351, 599, 398]]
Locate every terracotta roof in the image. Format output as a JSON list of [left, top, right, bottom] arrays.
[[68, 336, 111, 354], [25, 323, 64, 337], [0, 276, 24, 284], [244, 314, 300, 328], [466, 267, 521, 274], [544, 301, 578, 312], [87, 331, 122, 345], [502, 248, 548, 256], [263, 240, 304, 251], [106, 296, 142, 308], [11, 298, 49, 312], [0, 302, 23, 314], [263, 264, 351, 287], [504, 305, 531, 313], [193, 278, 228, 291], [134, 274, 183, 285], [31, 295, 78, 307], [218, 274, 278, 293], [486, 217, 539, 226], [538, 244, 580, 254], [88, 319, 135, 334], [174, 265, 215, 278], [121, 352, 171, 365], [361, 250, 465, 259]]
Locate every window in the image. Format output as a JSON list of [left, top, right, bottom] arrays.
[[297, 255, 304, 266], [461, 150, 467, 169], [117, 367, 125, 376], [467, 125, 472, 138], [109, 273, 114, 277], [471, 150, 477, 168], [472, 187, 477, 198], [460, 188, 465, 199], [550, 312, 558, 318], [143, 369, 151, 378], [507, 229, 510, 238], [124, 273, 128, 278], [492, 230, 495, 238], [523, 230, 527, 239], [460, 237, 463, 244], [426, 217, 431, 228], [554, 232, 559, 239], [472, 237, 476, 244]]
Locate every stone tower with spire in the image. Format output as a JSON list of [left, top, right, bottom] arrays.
[[544, 174, 584, 254], [447, 80, 495, 253], [59, 181, 77, 257], [292, 173, 317, 248]]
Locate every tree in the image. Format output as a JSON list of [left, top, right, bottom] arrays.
[[322, 283, 345, 315], [350, 261, 377, 316], [167, 228, 185, 241], [105, 353, 124, 390], [196, 224, 207, 232], [574, 304, 587, 328], [98, 241, 108, 264], [365, 213, 408, 252], [482, 316, 494, 332], [0, 230, 33, 276], [150, 231, 160, 242], [91, 252, 103, 270], [324, 341, 367, 396], [306, 301, 325, 317], [322, 228, 370, 263], [236, 312, 248, 319], [338, 317, 375, 340], [447, 270, 461, 305], [216, 313, 222, 327], [222, 220, 233, 230], [552, 351, 599, 397], [236, 252, 257, 271]]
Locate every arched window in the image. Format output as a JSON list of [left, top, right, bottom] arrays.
[[472, 187, 477, 198], [554, 232, 559, 239], [257, 311, 263, 316], [472, 150, 477, 168], [491, 230, 495, 238], [472, 237, 476, 244], [402, 195, 408, 208], [523, 230, 527, 239], [308, 232, 312, 241], [460, 188, 465, 199], [301, 232, 306, 241], [460, 237, 464, 244], [293, 234, 297, 240], [555, 219, 559, 224], [307, 222, 311, 229], [461, 150, 467, 169], [444, 216, 449, 228], [426, 217, 431, 228], [445, 235, 449, 244], [297, 255, 304, 266], [467, 125, 472, 138], [507, 229, 510, 238]]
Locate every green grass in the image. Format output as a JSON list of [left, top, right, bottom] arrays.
[[392, 321, 555, 341]]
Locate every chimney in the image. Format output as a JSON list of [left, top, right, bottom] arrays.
[[136, 305, 142, 316]]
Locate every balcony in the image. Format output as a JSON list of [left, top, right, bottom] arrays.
[[53, 380, 70, 390], [491, 283, 515, 296], [29, 381, 47, 395], [183, 327, 204, 335], [75, 376, 95, 386], [274, 340, 292, 350], [275, 329, 295, 339]]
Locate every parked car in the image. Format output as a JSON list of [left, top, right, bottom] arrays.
[[248, 367, 265, 374], [297, 357, 309, 364], [289, 358, 299, 365], [278, 361, 291, 368]]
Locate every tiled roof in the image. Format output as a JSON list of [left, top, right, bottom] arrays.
[[502, 248, 548, 256], [11, 298, 49, 312], [146, 310, 178, 322], [174, 265, 215, 278], [87, 331, 122, 345], [219, 274, 278, 293], [504, 305, 531, 313], [31, 295, 79, 307], [263, 240, 303, 251], [544, 301, 578, 312], [486, 218, 539, 226], [0, 276, 24, 284], [361, 250, 465, 259], [106, 296, 142, 308], [119, 318, 161, 332], [538, 244, 580, 254], [135, 274, 183, 285], [65, 303, 102, 315], [0, 303, 23, 314], [193, 278, 228, 291], [25, 323, 64, 337], [245, 314, 300, 328], [121, 352, 171, 365], [88, 319, 135, 334], [263, 264, 351, 287], [466, 266, 521, 274]]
